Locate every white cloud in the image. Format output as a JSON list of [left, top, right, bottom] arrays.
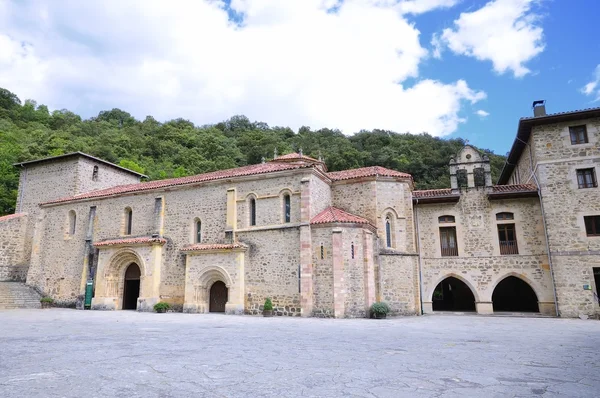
[[437, 0, 545, 77], [0, 0, 484, 136], [397, 0, 460, 14], [581, 64, 600, 101], [475, 109, 490, 118]]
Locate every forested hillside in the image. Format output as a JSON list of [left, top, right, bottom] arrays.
[[0, 88, 506, 216]]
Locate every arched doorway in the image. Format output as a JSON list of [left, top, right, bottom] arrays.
[[209, 281, 228, 313], [122, 263, 140, 310], [492, 276, 539, 312], [432, 277, 476, 311]]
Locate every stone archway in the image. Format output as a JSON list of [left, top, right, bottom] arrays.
[[92, 248, 147, 311], [122, 263, 141, 310], [189, 266, 233, 314], [492, 276, 539, 312], [432, 276, 476, 312]]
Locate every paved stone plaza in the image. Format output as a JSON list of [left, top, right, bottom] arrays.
[[0, 310, 599, 397]]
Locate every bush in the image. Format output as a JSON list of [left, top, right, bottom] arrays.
[[153, 302, 170, 312], [263, 297, 273, 311], [40, 297, 54, 303], [370, 302, 391, 316]]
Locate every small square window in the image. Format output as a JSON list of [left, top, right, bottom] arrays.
[[569, 125, 588, 145], [584, 216, 600, 237], [577, 168, 597, 189]]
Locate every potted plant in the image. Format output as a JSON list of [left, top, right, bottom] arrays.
[[153, 302, 170, 313], [370, 302, 390, 319], [263, 297, 273, 317], [40, 297, 54, 309]]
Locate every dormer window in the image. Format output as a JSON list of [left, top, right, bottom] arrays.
[[92, 166, 99, 181], [569, 125, 588, 145]]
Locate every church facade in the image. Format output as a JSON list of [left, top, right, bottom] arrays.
[[1, 103, 599, 318]]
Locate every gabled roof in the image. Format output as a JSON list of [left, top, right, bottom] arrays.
[[43, 161, 316, 205], [311, 206, 372, 226], [498, 106, 600, 184], [272, 153, 320, 162], [13, 152, 147, 178], [491, 184, 537, 193], [327, 166, 411, 181], [412, 188, 460, 204], [93, 236, 166, 247], [412, 188, 453, 198]]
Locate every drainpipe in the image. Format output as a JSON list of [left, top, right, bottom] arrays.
[[515, 136, 559, 317], [414, 198, 424, 315]]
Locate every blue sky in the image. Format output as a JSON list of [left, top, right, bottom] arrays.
[[0, 0, 598, 155]]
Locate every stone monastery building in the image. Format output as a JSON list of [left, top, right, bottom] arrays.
[[1, 102, 599, 318]]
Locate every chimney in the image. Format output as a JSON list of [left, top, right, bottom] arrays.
[[532, 100, 546, 117]]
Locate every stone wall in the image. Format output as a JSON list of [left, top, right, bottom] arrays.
[[415, 190, 555, 314], [311, 227, 334, 317], [528, 118, 600, 317], [238, 228, 302, 316], [0, 214, 28, 281], [378, 253, 420, 315], [332, 180, 377, 223]]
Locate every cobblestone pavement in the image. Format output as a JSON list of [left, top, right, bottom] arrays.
[[0, 310, 599, 397]]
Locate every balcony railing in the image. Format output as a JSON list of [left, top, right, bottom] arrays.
[[441, 246, 458, 257], [500, 240, 519, 255]]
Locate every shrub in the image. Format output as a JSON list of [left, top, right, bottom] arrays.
[[40, 297, 54, 303], [370, 302, 391, 316], [263, 297, 273, 311], [153, 302, 170, 312]]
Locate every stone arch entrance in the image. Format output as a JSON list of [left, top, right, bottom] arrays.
[[432, 276, 476, 312], [492, 276, 539, 312], [122, 263, 141, 310], [209, 281, 228, 313]]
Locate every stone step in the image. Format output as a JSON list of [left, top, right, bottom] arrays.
[[0, 282, 42, 310]]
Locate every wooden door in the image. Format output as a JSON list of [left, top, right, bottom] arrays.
[[209, 281, 228, 313]]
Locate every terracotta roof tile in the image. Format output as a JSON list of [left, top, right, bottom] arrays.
[[311, 206, 371, 226], [492, 184, 537, 193], [181, 243, 248, 252], [94, 236, 167, 247], [272, 153, 320, 162], [412, 188, 455, 198], [0, 213, 26, 222], [44, 162, 315, 205], [327, 166, 411, 181]]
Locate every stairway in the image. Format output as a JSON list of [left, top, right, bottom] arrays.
[[0, 282, 42, 309]]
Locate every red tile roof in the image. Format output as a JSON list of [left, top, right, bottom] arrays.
[[492, 184, 537, 193], [273, 153, 321, 162], [93, 236, 167, 247], [311, 206, 372, 226], [181, 243, 248, 252], [0, 213, 26, 222], [327, 166, 411, 181], [412, 188, 454, 198], [43, 161, 316, 205]]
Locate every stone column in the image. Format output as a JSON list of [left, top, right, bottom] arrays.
[[476, 301, 493, 314], [225, 251, 245, 315], [332, 228, 345, 318], [300, 177, 313, 317], [363, 230, 376, 314]]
